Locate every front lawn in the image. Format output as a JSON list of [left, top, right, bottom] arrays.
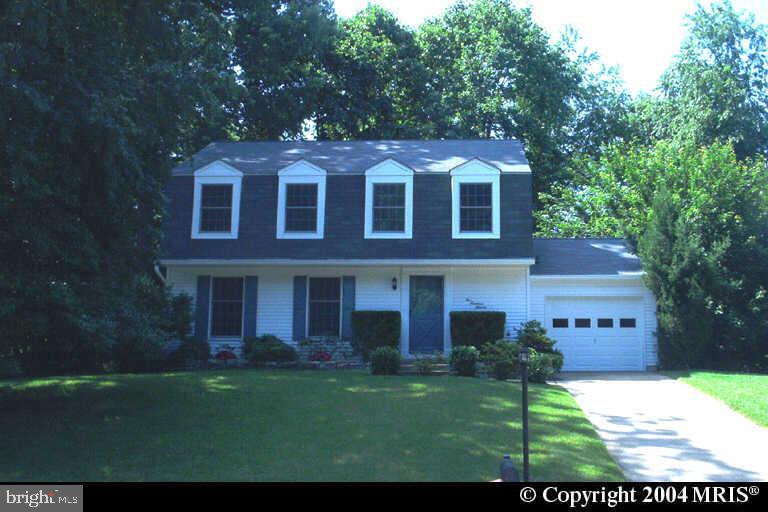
[[667, 371, 768, 427], [0, 370, 622, 481]]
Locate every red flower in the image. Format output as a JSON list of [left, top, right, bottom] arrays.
[[309, 350, 332, 362], [215, 350, 237, 361]]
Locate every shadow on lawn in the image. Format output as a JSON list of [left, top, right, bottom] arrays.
[[0, 370, 621, 481]]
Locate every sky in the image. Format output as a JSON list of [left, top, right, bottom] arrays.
[[333, 0, 768, 96]]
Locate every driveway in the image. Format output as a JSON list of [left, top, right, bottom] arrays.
[[558, 373, 768, 481]]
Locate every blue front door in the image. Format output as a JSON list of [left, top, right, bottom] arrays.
[[409, 276, 444, 354]]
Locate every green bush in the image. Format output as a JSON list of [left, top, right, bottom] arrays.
[[449, 345, 479, 376], [167, 337, 210, 369], [493, 359, 517, 380], [351, 311, 401, 360], [449, 311, 506, 348], [169, 293, 194, 339], [414, 357, 435, 376], [514, 320, 556, 352], [112, 336, 165, 373], [481, 339, 520, 380], [370, 346, 401, 375], [528, 351, 564, 383], [245, 335, 297, 363]]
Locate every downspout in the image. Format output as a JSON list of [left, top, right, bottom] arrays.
[[153, 263, 166, 284]]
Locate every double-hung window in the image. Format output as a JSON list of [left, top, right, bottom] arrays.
[[450, 159, 500, 239], [277, 160, 326, 239], [308, 277, 341, 337], [364, 159, 413, 239], [210, 277, 244, 337], [191, 161, 242, 239]]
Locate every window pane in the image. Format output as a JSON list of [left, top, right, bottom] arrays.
[[372, 183, 406, 232], [210, 277, 243, 337], [459, 183, 492, 232], [620, 318, 637, 328], [597, 318, 614, 328], [575, 318, 591, 328], [552, 318, 568, 328], [200, 185, 232, 232], [285, 184, 318, 232], [308, 277, 341, 337]]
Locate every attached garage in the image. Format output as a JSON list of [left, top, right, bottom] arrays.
[[530, 239, 658, 372]]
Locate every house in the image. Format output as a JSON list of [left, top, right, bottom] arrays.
[[159, 140, 657, 371]]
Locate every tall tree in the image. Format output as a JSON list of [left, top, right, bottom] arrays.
[[316, 5, 431, 139], [0, 0, 234, 372], [232, 0, 337, 139], [640, 0, 768, 158]]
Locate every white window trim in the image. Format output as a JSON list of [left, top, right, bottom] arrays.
[[364, 159, 414, 239], [208, 276, 245, 340], [277, 160, 326, 239], [450, 159, 501, 239], [305, 276, 344, 339], [191, 160, 243, 240]]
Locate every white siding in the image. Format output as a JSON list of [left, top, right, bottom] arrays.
[[530, 277, 658, 368]]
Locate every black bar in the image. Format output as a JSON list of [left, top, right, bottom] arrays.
[[522, 361, 529, 482]]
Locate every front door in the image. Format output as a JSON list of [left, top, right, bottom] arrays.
[[409, 276, 444, 354]]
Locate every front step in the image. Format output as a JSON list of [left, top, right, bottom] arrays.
[[399, 362, 451, 376]]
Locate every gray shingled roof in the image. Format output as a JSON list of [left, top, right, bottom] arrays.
[[172, 139, 530, 175], [532, 238, 643, 276]]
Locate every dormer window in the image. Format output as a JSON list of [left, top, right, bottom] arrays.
[[451, 159, 500, 239], [277, 160, 326, 239], [364, 159, 413, 239], [191, 160, 242, 239]]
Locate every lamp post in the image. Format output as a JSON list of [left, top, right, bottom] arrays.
[[519, 346, 530, 482]]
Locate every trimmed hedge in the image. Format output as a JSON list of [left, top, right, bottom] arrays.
[[370, 346, 401, 375], [351, 311, 401, 360], [450, 311, 506, 349], [245, 335, 298, 363]]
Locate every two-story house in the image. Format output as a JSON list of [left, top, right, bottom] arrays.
[[159, 140, 658, 371]]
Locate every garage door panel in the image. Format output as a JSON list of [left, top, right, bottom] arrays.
[[545, 297, 644, 371]]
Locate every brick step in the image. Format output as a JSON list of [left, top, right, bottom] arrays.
[[399, 362, 451, 375]]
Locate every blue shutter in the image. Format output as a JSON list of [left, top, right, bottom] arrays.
[[243, 276, 258, 338], [195, 276, 211, 339], [342, 276, 356, 341], [293, 276, 307, 341]]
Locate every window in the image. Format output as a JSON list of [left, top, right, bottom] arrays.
[[552, 318, 569, 328], [373, 183, 406, 232], [308, 277, 341, 337], [285, 183, 318, 232], [575, 318, 591, 328], [460, 183, 493, 232], [191, 160, 242, 239], [200, 184, 233, 232], [450, 159, 500, 239], [620, 318, 637, 328], [277, 160, 326, 239], [597, 318, 614, 328], [364, 159, 413, 239], [210, 277, 243, 337]]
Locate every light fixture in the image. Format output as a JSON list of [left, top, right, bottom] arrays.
[[519, 346, 530, 364], [391, 277, 398, 290]]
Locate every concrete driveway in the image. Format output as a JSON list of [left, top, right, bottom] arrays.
[[558, 373, 768, 481]]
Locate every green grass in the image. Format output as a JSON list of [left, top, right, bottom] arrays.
[[666, 371, 768, 427], [0, 370, 622, 482]]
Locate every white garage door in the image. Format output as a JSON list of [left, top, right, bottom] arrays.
[[545, 297, 644, 371]]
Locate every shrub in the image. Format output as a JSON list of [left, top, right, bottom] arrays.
[[370, 346, 400, 375], [351, 311, 401, 360], [245, 335, 297, 363], [528, 350, 564, 383], [514, 320, 557, 352], [112, 336, 165, 373], [166, 337, 210, 369], [493, 359, 517, 380], [481, 339, 520, 380], [169, 293, 194, 340], [449, 345, 479, 376], [449, 311, 506, 348]]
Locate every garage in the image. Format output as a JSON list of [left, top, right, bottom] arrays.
[[544, 296, 645, 371]]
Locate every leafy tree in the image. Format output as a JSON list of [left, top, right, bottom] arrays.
[[232, 0, 337, 139], [639, 0, 768, 158], [0, 1, 230, 372], [316, 5, 431, 139]]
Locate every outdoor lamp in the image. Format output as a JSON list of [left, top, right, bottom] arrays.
[[519, 346, 530, 364], [520, 345, 530, 482], [391, 277, 398, 290]]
